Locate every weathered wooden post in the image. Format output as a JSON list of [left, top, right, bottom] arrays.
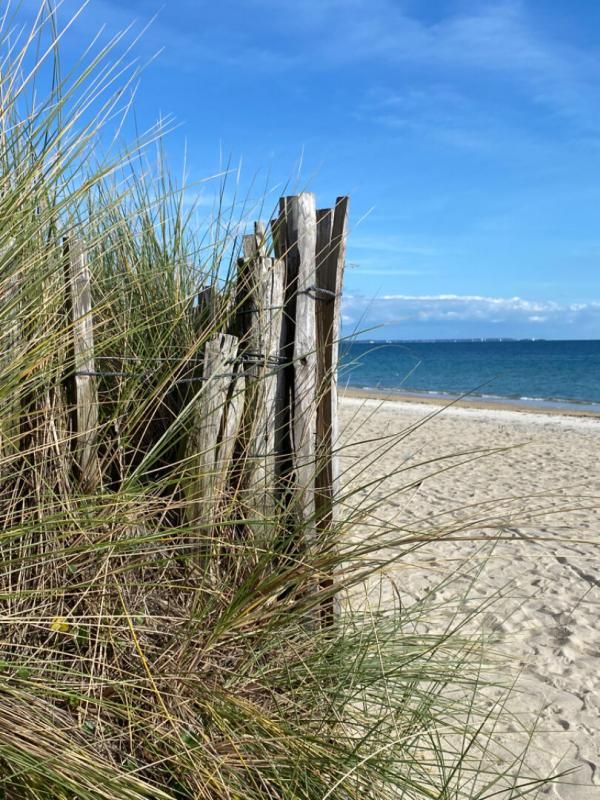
[[184, 332, 243, 532], [261, 253, 286, 517], [63, 237, 100, 491], [281, 194, 319, 532], [315, 197, 349, 625], [0, 243, 21, 469], [232, 223, 285, 527], [315, 197, 348, 517]]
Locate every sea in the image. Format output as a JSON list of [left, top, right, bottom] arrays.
[[339, 339, 600, 413]]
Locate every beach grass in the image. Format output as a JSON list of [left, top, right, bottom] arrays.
[[0, 4, 560, 798]]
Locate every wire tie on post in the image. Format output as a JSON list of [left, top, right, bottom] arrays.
[[299, 285, 338, 301]]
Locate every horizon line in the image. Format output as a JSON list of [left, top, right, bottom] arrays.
[[345, 337, 600, 343]]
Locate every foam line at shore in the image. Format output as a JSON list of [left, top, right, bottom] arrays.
[[340, 387, 600, 428]]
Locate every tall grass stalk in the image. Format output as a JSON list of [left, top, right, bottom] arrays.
[[0, 4, 558, 798]]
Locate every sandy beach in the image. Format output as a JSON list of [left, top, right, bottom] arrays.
[[340, 393, 600, 799]]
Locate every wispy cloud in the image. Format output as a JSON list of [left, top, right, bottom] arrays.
[[318, 2, 600, 131], [350, 233, 440, 258], [356, 84, 517, 154], [348, 268, 425, 277], [344, 233, 443, 281], [48, 0, 600, 131], [339, 1, 600, 136]]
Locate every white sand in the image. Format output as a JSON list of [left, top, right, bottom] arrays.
[[340, 396, 600, 799]]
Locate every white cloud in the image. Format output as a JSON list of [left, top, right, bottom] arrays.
[[342, 293, 600, 332], [234, 0, 600, 127]]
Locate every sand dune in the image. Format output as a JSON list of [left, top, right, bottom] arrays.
[[340, 395, 600, 799]]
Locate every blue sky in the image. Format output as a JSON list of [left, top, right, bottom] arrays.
[[12, 0, 600, 338]]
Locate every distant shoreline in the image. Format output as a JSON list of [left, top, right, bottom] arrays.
[[340, 386, 600, 418], [347, 338, 600, 343]]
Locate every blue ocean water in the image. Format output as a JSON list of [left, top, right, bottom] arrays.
[[339, 340, 600, 411]]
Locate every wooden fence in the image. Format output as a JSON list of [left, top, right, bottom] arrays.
[[2, 192, 349, 623]]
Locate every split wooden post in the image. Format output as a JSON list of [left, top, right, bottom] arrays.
[[315, 197, 349, 624], [233, 226, 285, 525], [315, 208, 334, 526], [64, 237, 100, 491], [184, 333, 242, 531], [315, 197, 348, 516], [271, 204, 293, 496], [262, 257, 285, 516], [196, 285, 217, 333], [217, 363, 246, 499], [286, 193, 318, 532]]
